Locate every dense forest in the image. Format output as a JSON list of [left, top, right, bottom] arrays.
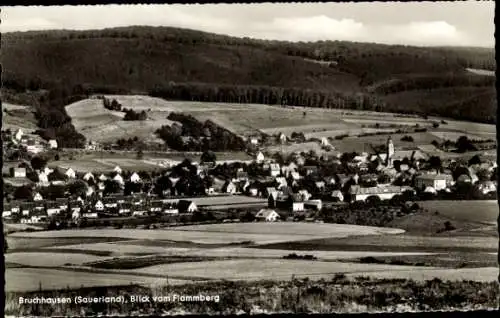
[[1, 26, 496, 147]]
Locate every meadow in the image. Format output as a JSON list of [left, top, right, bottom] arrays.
[[417, 200, 498, 225]]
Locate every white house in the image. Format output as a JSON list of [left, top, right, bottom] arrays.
[[248, 187, 259, 196], [177, 200, 198, 213], [250, 137, 259, 145], [83, 172, 94, 181], [48, 139, 58, 149], [269, 163, 281, 177], [26, 144, 44, 154], [94, 200, 105, 211], [65, 168, 76, 179], [47, 207, 61, 216], [275, 177, 288, 188], [331, 190, 344, 202], [292, 201, 305, 212], [86, 186, 95, 197], [255, 152, 265, 163], [415, 174, 452, 191], [113, 174, 125, 185], [255, 209, 280, 222], [113, 166, 122, 174], [99, 174, 108, 181], [33, 192, 43, 201], [423, 186, 437, 195], [83, 212, 99, 219], [223, 181, 237, 194], [43, 167, 54, 175], [130, 172, 141, 183], [11, 167, 26, 178]]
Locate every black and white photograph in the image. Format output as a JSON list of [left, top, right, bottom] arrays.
[[1, 1, 498, 316]]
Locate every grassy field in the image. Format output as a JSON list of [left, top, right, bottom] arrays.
[[5, 252, 113, 267], [9, 223, 404, 245], [1, 103, 38, 131], [417, 200, 498, 225], [5, 268, 187, 292]]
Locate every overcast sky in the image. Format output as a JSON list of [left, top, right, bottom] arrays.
[[1, 2, 495, 47]]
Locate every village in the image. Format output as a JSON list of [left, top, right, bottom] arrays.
[[2, 126, 497, 227]]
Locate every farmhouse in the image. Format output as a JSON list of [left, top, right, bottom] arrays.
[[114, 166, 123, 174], [279, 133, 287, 143], [255, 209, 280, 222], [99, 174, 108, 181], [163, 202, 179, 214], [349, 185, 414, 202], [113, 173, 125, 185], [415, 173, 452, 191]]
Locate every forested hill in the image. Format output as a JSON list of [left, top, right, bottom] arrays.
[[1, 26, 496, 126]]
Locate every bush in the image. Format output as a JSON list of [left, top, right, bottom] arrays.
[[400, 135, 414, 142]]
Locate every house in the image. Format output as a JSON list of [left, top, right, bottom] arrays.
[[415, 174, 453, 191], [83, 212, 99, 219], [26, 144, 44, 154], [10, 167, 26, 178], [255, 209, 280, 222], [222, 181, 237, 194], [177, 200, 197, 213], [269, 163, 281, 177], [250, 137, 259, 145], [423, 186, 437, 194], [304, 199, 322, 211], [314, 181, 326, 192], [86, 186, 95, 197], [65, 168, 76, 179], [349, 185, 414, 202], [94, 200, 105, 211], [103, 197, 118, 209], [265, 187, 279, 200], [255, 152, 265, 163], [297, 189, 312, 201], [118, 202, 132, 215], [33, 192, 43, 201], [83, 172, 94, 181], [113, 166, 122, 174], [2, 204, 12, 218], [48, 139, 58, 149], [130, 172, 141, 183], [331, 190, 344, 202], [290, 171, 301, 181], [149, 201, 164, 213], [275, 177, 288, 188], [46, 202, 61, 216], [99, 174, 108, 181], [248, 187, 259, 196], [113, 174, 125, 185], [163, 202, 179, 214]]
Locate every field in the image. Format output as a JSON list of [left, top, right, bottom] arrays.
[[6, 268, 188, 292], [9, 223, 404, 245], [1, 103, 38, 131], [5, 252, 113, 267], [417, 200, 499, 225]]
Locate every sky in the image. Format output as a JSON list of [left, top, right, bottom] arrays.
[[0, 2, 495, 47]]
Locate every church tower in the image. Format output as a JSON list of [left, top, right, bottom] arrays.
[[386, 136, 394, 167]]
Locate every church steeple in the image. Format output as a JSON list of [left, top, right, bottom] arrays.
[[386, 136, 394, 167]]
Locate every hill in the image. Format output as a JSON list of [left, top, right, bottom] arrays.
[[0, 26, 496, 147]]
